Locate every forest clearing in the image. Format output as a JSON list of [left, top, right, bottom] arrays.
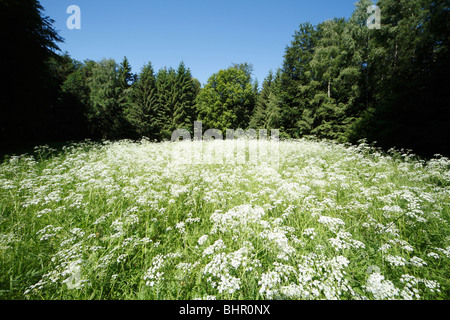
[[1, 139, 448, 300]]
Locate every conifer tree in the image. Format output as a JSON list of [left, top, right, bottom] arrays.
[[118, 56, 136, 90], [250, 70, 274, 130], [279, 22, 319, 138], [265, 70, 283, 131], [126, 62, 158, 138], [173, 62, 198, 133], [155, 67, 178, 139]]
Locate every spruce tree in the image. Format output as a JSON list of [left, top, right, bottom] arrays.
[[118, 56, 136, 90], [265, 70, 283, 131], [156, 67, 178, 140], [306, 18, 362, 141], [250, 70, 274, 130], [173, 62, 198, 133], [126, 62, 158, 139], [279, 22, 319, 138]]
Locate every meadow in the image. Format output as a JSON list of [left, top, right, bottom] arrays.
[[0, 138, 449, 300]]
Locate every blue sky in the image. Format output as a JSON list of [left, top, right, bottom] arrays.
[[40, 0, 359, 86]]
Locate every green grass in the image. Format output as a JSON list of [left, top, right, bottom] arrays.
[[0, 138, 448, 300]]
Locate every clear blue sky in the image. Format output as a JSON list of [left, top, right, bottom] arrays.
[[40, 0, 359, 86]]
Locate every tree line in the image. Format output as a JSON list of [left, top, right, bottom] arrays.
[[59, 56, 202, 141], [1, 0, 449, 157], [252, 0, 450, 157]]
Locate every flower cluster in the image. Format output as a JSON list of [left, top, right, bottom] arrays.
[[0, 138, 447, 300]]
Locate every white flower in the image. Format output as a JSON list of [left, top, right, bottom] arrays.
[[364, 273, 399, 300], [258, 271, 282, 299], [434, 246, 450, 258], [379, 244, 391, 253], [328, 231, 365, 252], [175, 222, 186, 234], [198, 235, 209, 246], [210, 205, 265, 234], [143, 254, 166, 287], [260, 228, 295, 260], [318, 216, 345, 232], [399, 274, 441, 298], [70, 228, 85, 237], [409, 256, 427, 267], [36, 225, 62, 241], [217, 274, 241, 294], [385, 255, 407, 267], [427, 252, 439, 259], [202, 239, 226, 256], [116, 254, 127, 263]]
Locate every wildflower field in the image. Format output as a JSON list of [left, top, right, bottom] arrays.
[[0, 138, 449, 300]]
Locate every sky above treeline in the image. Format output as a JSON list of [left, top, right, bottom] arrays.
[[40, 0, 360, 86]]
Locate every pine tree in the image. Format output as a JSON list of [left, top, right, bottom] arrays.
[[118, 56, 136, 90], [155, 67, 178, 139], [345, 0, 377, 143], [279, 22, 319, 138], [266, 69, 284, 131], [250, 71, 274, 129], [306, 18, 362, 141], [173, 62, 198, 133], [250, 69, 283, 132], [126, 62, 158, 138]]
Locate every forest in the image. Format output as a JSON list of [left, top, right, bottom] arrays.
[[0, 0, 449, 157], [0, 0, 449, 302]]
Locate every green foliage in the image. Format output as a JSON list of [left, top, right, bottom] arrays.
[[250, 70, 283, 131], [196, 66, 256, 134], [351, 0, 450, 156], [51, 55, 91, 140], [308, 18, 362, 141], [124, 62, 201, 141], [87, 59, 129, 139], [278, 22, 319, 138], [249, 71, 274, 129], [155, 66, 178, 140], [173, 62, 199, 133], [126, 62, 159, 139], [268, 0, 450, 156], [118, 56, 136, 90]]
